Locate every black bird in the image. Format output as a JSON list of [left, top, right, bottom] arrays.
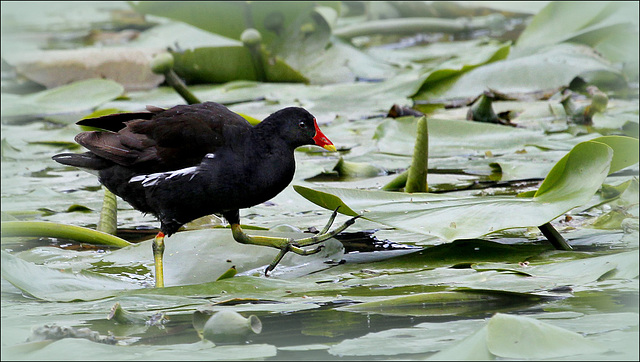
[[53, 102, 358, 287]]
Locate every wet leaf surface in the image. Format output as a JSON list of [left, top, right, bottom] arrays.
[[1, 1, 638, 361]]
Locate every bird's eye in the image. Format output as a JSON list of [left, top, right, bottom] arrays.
[[298, 121, 307, 129]]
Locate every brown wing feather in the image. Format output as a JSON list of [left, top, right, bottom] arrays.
[[75, 102, 253, 172]]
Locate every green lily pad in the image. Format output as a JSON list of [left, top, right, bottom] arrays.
[[428, 313, 607, 360], [486, 313, 607, 358], [473, 250, 638, 286], [1, 78, 124, 120], [131, 1, 340, 47], [414, 43, 627, 101], [373, 116, 593, 158], [3, 338, 277, 361], [0, 250, 140, 302], [127, 20, 308, 84], [171, 46, 307, 84], [515, 1, 639, 76], [1, 227, 347, 301], [295, 137, 638, 241], [272, 7, 396, 84], [339, 290, 548, 317], [128, 21, 241, 49], [328, 319, 486, 357], [412, 41, 511, 99]]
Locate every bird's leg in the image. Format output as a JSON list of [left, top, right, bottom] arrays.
[[224, 209, 360, 275], [152, 232, 165, 288]]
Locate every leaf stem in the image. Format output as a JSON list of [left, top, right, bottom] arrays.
[[97, 186, 118, 235], [538, 222, 572, 250], [1, 221, 131, 248], [405, 116, 429, 193], [151, 52, 201, 105], [164, 68, 201, 105]]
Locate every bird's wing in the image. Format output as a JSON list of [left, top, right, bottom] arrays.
[[74, 102, 253, 171]]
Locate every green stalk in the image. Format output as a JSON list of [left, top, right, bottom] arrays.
[[334, 14, 505, 39], [97, 186, 117, 235], [164, 69, 201, 105], [405, 116, 429, 193], [151, 52, 201, 105], [467, 92, 499, 123], [241, 28, 266, 82], [1, 221, 131, 248], [382, 169, 408, 191], [216, 266, 238, 281], [538, 222, 572, 251]]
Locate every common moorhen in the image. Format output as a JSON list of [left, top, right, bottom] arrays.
[[53, 102, 359, 287]]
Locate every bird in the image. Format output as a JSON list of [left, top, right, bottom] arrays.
[[53, 101, 359, 287]]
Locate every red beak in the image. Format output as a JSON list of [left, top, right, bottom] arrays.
[[312, 118, 337, 152]]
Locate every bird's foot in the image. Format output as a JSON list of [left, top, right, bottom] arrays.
[[230, 208, 360, 276], [264, 207, 360, 275]]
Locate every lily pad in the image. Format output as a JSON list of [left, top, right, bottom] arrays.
[[3, 338, 277, 361], [429, 313, 607, 360], [1, 227, 347, 301], [295, 137, 638, 241], [515, 1, 639, 76], [0, 250, 140, 302], [374, 116, 593, 158], [328, 319, 485, 357], [338, 290, 548, 317], [131, 2, 340, 47], [486, 313, 607, 358], [414, 43, 627, 101], [1, 78, 124, 120]]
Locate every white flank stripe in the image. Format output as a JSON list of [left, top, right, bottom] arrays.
[[129, 166, 198, 187]]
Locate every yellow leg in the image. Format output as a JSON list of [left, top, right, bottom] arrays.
[[230, 208, 360, 275], [152, 232, 165, 288]]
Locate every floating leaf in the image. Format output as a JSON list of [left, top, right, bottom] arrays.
[[1, 79, 124, 120], [171, 45, 307, 84], [0, 250, 139, 302], [486, 313, 607, 358], [414, 43, 626, 101], [515, 1, 639, 73], [131, 1, 340, 47], [429, 313, 607, 360], [339, 290, 547, 317], [1, 221, 131, 247], [295, 137, 638, 241], [328, 319, 486, 357], [3, 338, 277, 361], [373, 116, 589, 158]]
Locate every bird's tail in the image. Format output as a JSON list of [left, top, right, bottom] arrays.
[[52, 152, 111, 170]]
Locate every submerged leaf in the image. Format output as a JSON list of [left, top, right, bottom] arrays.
[[339, 290, 547, 317]]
